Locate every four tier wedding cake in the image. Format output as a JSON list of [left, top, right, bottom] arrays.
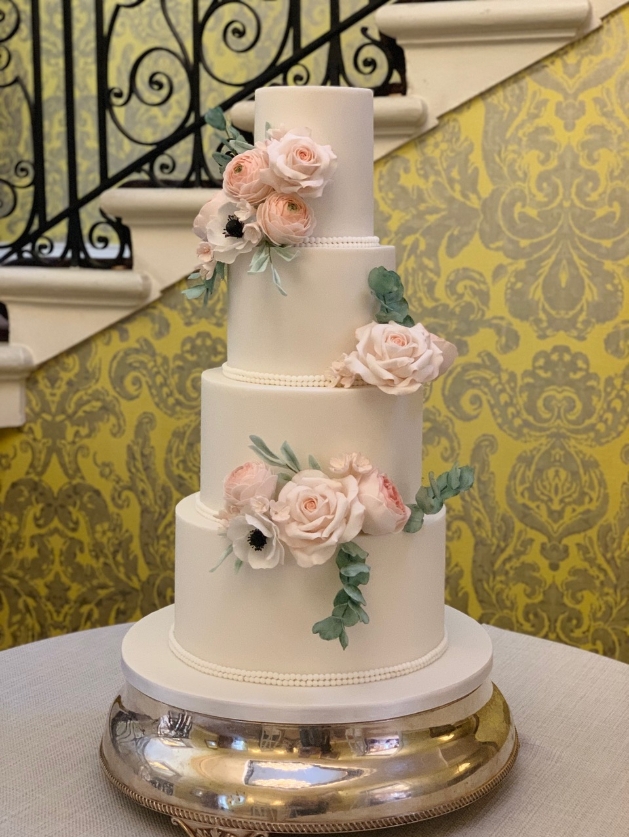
[[170, 85, 474, 688]]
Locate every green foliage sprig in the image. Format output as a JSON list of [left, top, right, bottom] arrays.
[[182, 261, 226, 303], [248, 243, 298, 297], [205, 106, 254, 173], [312, 542, 370, 650], [404, 463, 475, 533], [368, 266, 415, 327]]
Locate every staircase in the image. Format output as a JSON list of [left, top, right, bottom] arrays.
[[0, 0, 625, 427]]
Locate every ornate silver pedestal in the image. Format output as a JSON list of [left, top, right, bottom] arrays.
[[101, 680, 518, 835]]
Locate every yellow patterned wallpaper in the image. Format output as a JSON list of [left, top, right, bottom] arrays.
[[1, 10, 629, 659]]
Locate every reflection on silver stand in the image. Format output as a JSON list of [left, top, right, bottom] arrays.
[[101, 679, 518, 836]]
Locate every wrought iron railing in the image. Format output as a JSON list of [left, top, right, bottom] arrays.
[[0, 0, 410, 270]]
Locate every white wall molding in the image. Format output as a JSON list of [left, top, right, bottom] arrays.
[[0, 344, 34, 428], [230, 95, 429, 161], [375, 0, 628, 144], [101, 188, 219, 291], [0, 189, 219, 428]]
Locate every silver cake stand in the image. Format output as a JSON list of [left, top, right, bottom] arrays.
[[101, 607, 518, 835]]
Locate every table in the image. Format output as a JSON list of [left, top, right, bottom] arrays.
[[1, 622, 628, 837]]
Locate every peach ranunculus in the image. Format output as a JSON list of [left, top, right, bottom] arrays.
[[271, 470, 365, 567], [222, 147, 274, 206], [357, 469, 410, 536], [330, 321, 458, 395], [223, 461, 278, 517], [261, 129, 337, 198], [256, 192, 315, 246]]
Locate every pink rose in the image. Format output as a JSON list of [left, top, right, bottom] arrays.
[[261, 129, 337, 198], [334, 321, 457, 395], [271, 470, 365, 567], [358, 469, 410, 536], [222, 148, 274, 206], [328, 452, 374, 479], [256, 193, 315, 246], [223, 461, 278, 517]]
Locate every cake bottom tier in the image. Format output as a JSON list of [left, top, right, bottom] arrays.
[[173, 494, 447, 685], [120, 604, 494, 722]]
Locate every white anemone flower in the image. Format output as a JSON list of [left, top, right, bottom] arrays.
[[226, 501, 285, 570], [205, 193, 262, 264]]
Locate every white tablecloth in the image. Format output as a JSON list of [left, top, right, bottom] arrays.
[[1, 621, 628, 837]]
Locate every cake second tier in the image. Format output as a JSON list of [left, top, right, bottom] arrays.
[[199, 368, 423, 511], [226, 244, 395, 380]]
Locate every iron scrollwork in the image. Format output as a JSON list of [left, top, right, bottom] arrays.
[[0, 0, 407, 269]]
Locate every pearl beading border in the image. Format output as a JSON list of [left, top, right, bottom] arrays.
[[297, 236, 380, 248], [168, 626, 449, 687], [223, 363, 333, 388]]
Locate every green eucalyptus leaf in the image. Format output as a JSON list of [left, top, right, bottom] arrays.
[[340, 541, 368, 562], [272, 245, 298, 262], [270, 262, 288, 296], [228, 137, 255, 154], [212, 151, 233, 173], [210, 543, 233, 572], [340, 563, 371, 579], [308, 454, 322, 470], [248, 245, 270, 274], [342, 584, 366, 605], [280, 441, 301, 473], [204, 106, 227, 131], [459, 466, 475, 491], [181, 284, 207, 300], [332, 603, 360, 627], [403, 506, 425, 533], [312, 616, 344, 641], [339, 628, 349, 650], [248, 435, 283, 467], [333, 589, 351, 607]]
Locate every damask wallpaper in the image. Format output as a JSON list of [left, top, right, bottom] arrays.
[[1, 9, 629, 660]]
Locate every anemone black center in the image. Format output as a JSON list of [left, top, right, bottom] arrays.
[[247, 528, 268, 551], [224, 214, 244, 238]]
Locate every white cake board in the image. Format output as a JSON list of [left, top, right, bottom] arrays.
[[121, 605, 493, 723]]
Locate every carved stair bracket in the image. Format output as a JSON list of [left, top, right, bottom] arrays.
[[172, 820, 270, 837]]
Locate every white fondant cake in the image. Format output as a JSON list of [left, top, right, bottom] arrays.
[[164, 85, 481, 690]]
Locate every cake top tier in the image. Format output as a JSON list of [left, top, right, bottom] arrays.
[[254, 86, 374, 239]]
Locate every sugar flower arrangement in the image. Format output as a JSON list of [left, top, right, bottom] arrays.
[[214, 435, 474, 649], [328, 266, 458, 395], [184, 106, 337, 301]]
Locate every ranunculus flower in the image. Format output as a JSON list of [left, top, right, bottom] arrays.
[[222, 148, 274, 205], [357, 469, 410, 535], [256, 192, 315, 245], [271, 470, 365, 567], [328, 452, 374, 479], [223, 461, 278, 517], [331, 321, 458, 395], [261, 129, 337, 198], [226, 505, 284, 569], [204, 194, 262, 264]]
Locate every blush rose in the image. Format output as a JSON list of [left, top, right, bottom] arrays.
[[262, 129, 337, 198], [332, 321, 458, 395], [271, 470, 365, 567]]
